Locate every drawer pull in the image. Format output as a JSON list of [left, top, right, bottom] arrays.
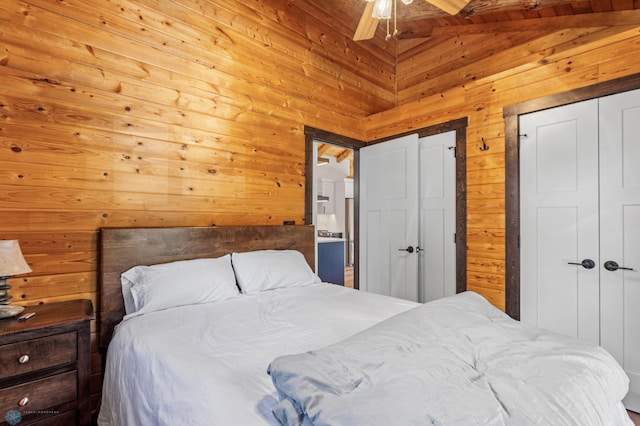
[[18, 354, 30, 364], [19, 397, 29, 407]]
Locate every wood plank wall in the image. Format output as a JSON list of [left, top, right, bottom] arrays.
[[2, 0, 639, 417], [0, 0, 394, 415], [366, 26, 640, 311]]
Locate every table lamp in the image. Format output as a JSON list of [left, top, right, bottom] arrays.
[[0, 240, 31, 319]]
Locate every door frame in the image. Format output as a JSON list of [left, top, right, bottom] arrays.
[[504, 72, 640, 320], [304, 127, 366, 288], [305, 117, 468, 294], [369, 118, 468, 295]]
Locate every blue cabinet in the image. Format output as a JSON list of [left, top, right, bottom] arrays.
[[317, 240, 345, 286]]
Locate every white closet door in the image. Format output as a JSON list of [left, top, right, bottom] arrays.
[[519, 100, 600, 346], [360, 134, 420, 301], [599, 88, 640, 411], [419, 131, 456, 302]]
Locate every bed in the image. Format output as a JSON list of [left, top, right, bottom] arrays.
[[97, 225, 633, 426]]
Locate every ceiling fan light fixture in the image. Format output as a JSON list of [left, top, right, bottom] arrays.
[[371, 0, 392, 19]]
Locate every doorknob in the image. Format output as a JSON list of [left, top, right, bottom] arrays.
[[415, 246, 423, 253], [604, 260, 634, 272], [567, 259, 596, 269], [398, 246, 414, 253]]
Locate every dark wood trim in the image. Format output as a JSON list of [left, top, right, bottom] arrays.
[[305, 118, 468, 296], [504, 72, 640, 319], [304, 126, 365, 290], [304, 126, 367, 148], [367, 117, 469, 146], [303, 126, 366, 227], [304, 131, 314, 227], [353, 148, 360, 291], [453, 120, 468, 295], [369, 117, 469, 295], [504, 73, 640, 119], [504, 114, 520, 320]]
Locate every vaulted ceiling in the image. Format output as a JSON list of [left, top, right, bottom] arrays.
[[287, 0, 640, 114], [331, 0, 640, 40]]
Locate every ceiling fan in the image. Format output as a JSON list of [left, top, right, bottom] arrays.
[[353, 0, 471, 41]]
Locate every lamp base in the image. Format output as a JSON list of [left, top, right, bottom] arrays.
[[0, 276, 10, 304], [0, 305, 24, 319], [0, 275, 23, 319]]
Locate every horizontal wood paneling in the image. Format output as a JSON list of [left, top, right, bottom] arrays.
[[0, 0, 396, 417], [3, 0, 639, 418], [397, 23, 640, 104]]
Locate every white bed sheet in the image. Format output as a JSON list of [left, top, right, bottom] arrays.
[[268, 291, 633, 426], [98, 284, 633, 426], [97, 283, 418, 426]]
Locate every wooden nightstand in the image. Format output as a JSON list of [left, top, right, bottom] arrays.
[[0, 300, 94, 426]]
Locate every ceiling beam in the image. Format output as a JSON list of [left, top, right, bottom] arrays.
[[336, 149, 352, 163], [399, 10, 640, 39], [396, 0, 601, 21], [457, 0, 594, 19], [317, 143, 330, 156]]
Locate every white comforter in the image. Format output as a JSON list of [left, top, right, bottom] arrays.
[[268, 292, 631, 426], [98, 283, 418, 426]]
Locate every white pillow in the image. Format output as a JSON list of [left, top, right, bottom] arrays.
[[120, 275, 137, 315], [232, 250, 320, 294], [120, 255, 239, 315]]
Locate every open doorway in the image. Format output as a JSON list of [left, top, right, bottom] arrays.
[[304, 118, 467, 296], [304, 127, 366, 290], [315, 143, 354, 287]]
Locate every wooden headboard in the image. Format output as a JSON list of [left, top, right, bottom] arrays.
[[99, 225, 315, 351]]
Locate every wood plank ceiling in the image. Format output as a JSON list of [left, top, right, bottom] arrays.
[[334, 0, 640, 40], [315, 0, 639, 213], [295, 0, 640, 112]]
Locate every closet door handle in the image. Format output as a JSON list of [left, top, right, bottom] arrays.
[[398, 246, 414, 253], [604, 261, 634, 272], [567, 259, 596, 269]]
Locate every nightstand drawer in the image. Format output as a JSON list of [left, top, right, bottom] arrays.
[[0, 371, 76, 418], [0, 300, 93, 426], [0, 332, 77, 380]]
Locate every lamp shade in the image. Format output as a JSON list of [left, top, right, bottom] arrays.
[[0, 240, 32, 277]]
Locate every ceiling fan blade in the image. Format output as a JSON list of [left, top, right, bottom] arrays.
[[425, 0, 471, 15], [353, 2, 379, 41]]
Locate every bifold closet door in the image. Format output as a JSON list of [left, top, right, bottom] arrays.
[[519, 99, 600, 346], [419, 131, 456, 303], [360, 134, 420, 301], [360, 131, 456, 304], [599, 89, 640, 411], [520, 88, 640, 411]]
